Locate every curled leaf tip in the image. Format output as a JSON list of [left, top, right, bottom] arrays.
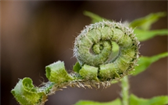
[[73, 21, 140, 81], [11, 77, 47, 105], [45, 61, 74, 84]]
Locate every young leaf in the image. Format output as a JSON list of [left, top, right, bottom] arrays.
[[79, 64, 99, 81], [130, 94, 168, 105], [132, 52, 168, 76], [112, 42, 120, 52], [84, 11, 110, 23], [46, 61, 74, 84], [73, 62, 81, 73], [11, 78, 47, 105], [135, 29, 168, 41], [75, 98, 121, 105], [130, 12, 166, 30]]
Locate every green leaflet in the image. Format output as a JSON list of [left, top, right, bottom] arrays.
[[132, 52, 168, 76], [73, 62, 81, 73], [130, 12, 166, 30], [74, 76, 168, 105], [11, 78, 46, 105], [135, 29, 168, 41], [75, 98, 121, 105], [112, 42, 120, 52], [84, 11, 166, 31], [46, 61, 74, 84], [84, 11, 110, 23], [79, 64, 99, 81], [130, 94, 168, 105]]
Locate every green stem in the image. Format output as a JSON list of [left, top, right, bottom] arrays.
[[121, 76, 129, 105]]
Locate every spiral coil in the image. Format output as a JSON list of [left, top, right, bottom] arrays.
[[74, 21, 139, 80]]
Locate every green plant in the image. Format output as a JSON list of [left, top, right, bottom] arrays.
[[11, 11, 168, 105]]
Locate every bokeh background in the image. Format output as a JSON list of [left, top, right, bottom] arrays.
[[1, 1, 167, 105]]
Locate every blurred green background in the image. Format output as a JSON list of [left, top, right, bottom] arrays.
[[1, 1, 167, 105]]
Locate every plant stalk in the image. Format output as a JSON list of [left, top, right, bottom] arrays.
[[121, 76, 129, 105]]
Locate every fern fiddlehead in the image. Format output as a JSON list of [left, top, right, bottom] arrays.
[[74, 21, 139, 81], [11, 21, 140, 105]]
